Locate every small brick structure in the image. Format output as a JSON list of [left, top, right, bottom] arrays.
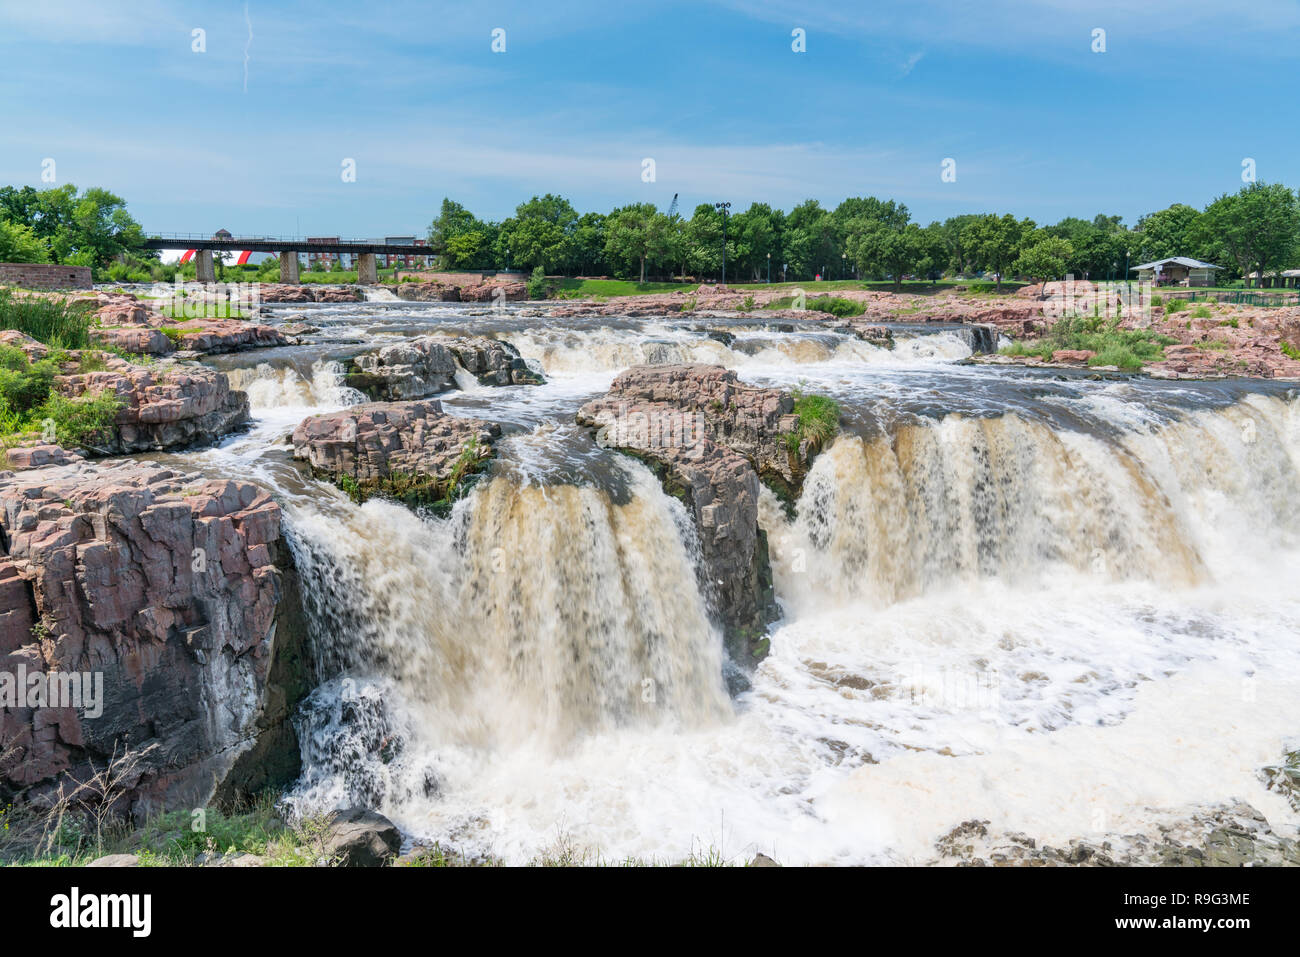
[[0, 262, 93, 291]]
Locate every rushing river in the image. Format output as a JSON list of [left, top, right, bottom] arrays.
[[165, 299, 1300, 864]]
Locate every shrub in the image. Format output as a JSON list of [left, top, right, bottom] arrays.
[[1191, 305, 1212, 319], [527, 266, 548, 300], [1165, 298, 1188, 313]]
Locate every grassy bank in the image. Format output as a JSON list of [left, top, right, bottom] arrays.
[[1000, 316, 1178, 370], [0, 289, 94, 349]]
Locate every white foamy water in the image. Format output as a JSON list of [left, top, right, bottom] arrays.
[[184, 307, 1300, 864]]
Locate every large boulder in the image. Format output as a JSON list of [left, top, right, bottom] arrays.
[[322, 807, 401, 866], [577, 364, 831, 674], [0, 461, 312, 818], [55, 357, 250, 454], [292, 399, 499, 510], [394, 281, 461, 302], [346, 335, 541, 401]]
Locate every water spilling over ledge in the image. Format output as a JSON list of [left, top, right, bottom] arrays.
[[28, 300, 1299, 864]]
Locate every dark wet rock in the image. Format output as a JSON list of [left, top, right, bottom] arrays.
[[577, 364, 829, 670], [322, 807, 401, 867]]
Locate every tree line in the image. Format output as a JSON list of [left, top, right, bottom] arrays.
[[1, 181, 1297, 290], [429, 183, 1300, 289]]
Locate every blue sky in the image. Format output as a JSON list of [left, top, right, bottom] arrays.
[[1, 0, 1298, 238]]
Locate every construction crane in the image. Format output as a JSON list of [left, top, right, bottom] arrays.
[[665, 193, 679, 219]]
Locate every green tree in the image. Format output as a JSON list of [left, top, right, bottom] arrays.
[[0, 219, 50, 263], [604, 203, 670, 283], [1199, 182, 1300, 285], [847, 221, 925, 291], [963, 214, 1034, 290], [1014, 234, 1075, 295], [1133, 204, 1203, 264], [498, 193, 578, 272]]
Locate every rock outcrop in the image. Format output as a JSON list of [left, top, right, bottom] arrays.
[[55, 357, 250, 455], [345, 335, 542, 400], [259, 285, 362, 304], [88, 293, 289, 356], [577, 364, 832, 677], [321, 807, 402, 866], [0, 461, 312, 818], [292, 399, 499, 510]]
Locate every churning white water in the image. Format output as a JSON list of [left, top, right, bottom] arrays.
[[200, 306, 1300, 863]]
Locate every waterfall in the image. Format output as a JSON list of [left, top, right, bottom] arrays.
[[226, 359, 367, 410], [281, 460, 731, 828]]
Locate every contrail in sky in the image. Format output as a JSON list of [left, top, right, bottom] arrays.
[[243, 3, 253, 92]]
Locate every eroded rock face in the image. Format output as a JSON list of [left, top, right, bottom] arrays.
[[395, 281, 461, 302], [56, 357, 250, 455], [292, 399, 500, 508], [577, 364, 827, 675], [346, 335, 542, 401], [0, 461, 311, 818]]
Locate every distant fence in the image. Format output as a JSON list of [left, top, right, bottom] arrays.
[[1167, 290, 1300, 308]]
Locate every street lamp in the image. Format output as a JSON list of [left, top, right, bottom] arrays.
[[841, 252, 846, 281], [714, 202, 731, 284], [766, 252, 771, 284]]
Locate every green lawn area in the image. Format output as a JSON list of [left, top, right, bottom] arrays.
[[554, 278, 697, 298]]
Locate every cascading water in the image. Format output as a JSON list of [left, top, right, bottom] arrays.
[[192, 304, 1300, 863]]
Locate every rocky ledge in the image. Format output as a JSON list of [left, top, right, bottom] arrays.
[[89, 293, 289, 356], [292, 399, 500, 510], [0, 461, 312, 818], [258, 285, 363, 304], [577, 364, 833, 677], [393, 279, 527, 303], [932, 802, 1300, 867], [345, 335, 543, 401], [57, 355, 250, 455]]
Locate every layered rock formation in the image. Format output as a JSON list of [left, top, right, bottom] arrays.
[[89, 292, 288, 356], [259, 285, 362, 304], [0, 461, 311, 817], [577, 364, 832, 677], [292, 399, 500, 510], [55, 357, 250, 455], [345, 335, 542, 400]]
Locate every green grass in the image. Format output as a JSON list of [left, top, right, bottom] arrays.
[[553, 278, 696, 299], [999, 315, 1178, 371], [1, 791, 337, 867], [1165, 298, 1189, 313], [788, 388, 841, 451], [1191, 305, 1213, 319], [765, 294, 865, 317], [1281, 341, 1300, 360], [157, 303, 245, 320], [0, 344, 123, 450], [0, 289, 95, 349]]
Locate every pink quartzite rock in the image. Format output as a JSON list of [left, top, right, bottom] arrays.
[[0, 460, 310, 816], [55, 357, 250, 454], [292, 399, 500, 505], [577, 364, 830, 678]]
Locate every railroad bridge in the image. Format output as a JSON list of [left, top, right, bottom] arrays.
[[141, 233, 429, 284]]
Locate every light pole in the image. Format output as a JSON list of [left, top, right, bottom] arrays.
[[766, 252, 771, 283], [841, 252, 846, 281], [714, 202, 730, 284]]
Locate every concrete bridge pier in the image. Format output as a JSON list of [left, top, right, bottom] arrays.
[[356, 252, 378, 285], [278, 250, 300, 283], [195, 249, 216, 283]]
